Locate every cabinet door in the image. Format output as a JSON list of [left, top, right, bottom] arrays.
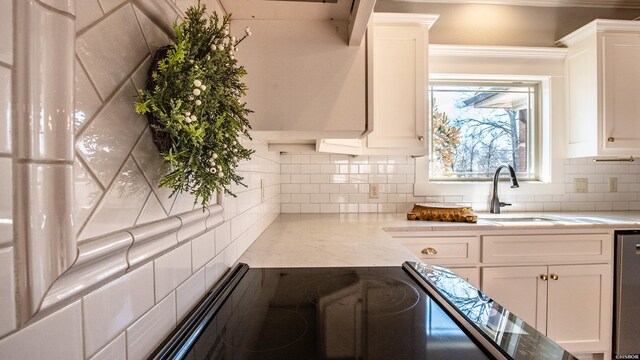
[[603, 33, 640, 151], [481, 266, 548, 333], [368, 25, 427, 152], [546, 264, 612, 354]]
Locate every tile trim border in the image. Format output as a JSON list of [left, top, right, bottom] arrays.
[[13, 0, 76, 324], [37, 202, 223, 315]]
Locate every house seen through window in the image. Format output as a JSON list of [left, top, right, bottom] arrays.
[[429, 82, 539, 181]]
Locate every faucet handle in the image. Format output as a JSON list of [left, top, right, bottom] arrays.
[[499, 202, 512, 207]]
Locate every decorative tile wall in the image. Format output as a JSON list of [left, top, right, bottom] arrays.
[[0, 0, 15, 339], [281, 154, 640, 213], [0, 0, 281, 359]]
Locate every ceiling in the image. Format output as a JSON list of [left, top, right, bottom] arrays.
[[219, 0, 640, 20], [219, 0, 354, 20]]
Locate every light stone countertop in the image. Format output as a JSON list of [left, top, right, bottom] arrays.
[[239, 212, 640, 268]]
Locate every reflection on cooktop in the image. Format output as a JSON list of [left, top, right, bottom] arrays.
[[304, 272, 420, 316], [182, 267, 491, 360], [407, 262, 578, 360]]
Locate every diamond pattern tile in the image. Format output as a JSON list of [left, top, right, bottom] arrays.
[[73, 159, 103, 235], [76, 80, 147, 187], [79, 157, 151, 241]]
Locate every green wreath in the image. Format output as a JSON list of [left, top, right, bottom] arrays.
[[135, 2, 254, 208]]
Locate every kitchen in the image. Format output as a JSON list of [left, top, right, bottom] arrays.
[[1, 0, 640, 359]]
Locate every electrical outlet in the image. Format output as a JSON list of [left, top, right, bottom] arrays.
[[369, 184, 379, 199], [574, 178, 588, 193], [609, 177, 618, 192]]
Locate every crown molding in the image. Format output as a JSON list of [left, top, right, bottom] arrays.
[[429, 44, 568, 59], [372, 12, 439, 28], [557, 19, 640, 46]]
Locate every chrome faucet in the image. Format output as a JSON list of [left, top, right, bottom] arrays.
[[490, 164, 520, 214]]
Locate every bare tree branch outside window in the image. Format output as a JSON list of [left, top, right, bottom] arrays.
[[429, 83, 537, 180]]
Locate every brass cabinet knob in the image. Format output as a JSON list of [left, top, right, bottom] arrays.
[[608, 137, 615, 142], [550, 274, 559, 281], [540, 274, 548, 281], [421, 247, 438, 255], [418, 135, 425, 141]]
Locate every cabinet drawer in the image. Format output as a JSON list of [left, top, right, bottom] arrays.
[[399, 236, 480, 265], [482, 233, 612, 264]]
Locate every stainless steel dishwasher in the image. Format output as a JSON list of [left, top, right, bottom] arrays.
[[614, 231, 640, 358]]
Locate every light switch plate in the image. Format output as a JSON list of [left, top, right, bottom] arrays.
[[574, 178, 588, 193]]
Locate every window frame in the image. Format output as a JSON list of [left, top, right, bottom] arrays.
[[427, 79, 542, 182]]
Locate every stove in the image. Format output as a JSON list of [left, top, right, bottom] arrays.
[[151, 263, 577, 360]]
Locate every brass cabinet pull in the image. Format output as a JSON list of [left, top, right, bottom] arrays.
[[608, 137, 615, 142], [550, 274, 559, 281], [421, 247, 437, 255], [540, 274, 548, 281], [418, 135, 425, 141]]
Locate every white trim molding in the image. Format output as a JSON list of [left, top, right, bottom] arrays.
[[429, 44, 568, 60], [557, 19, 640, 47], [372, 12, 439, 28]]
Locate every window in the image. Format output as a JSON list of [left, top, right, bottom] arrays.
[[429, 82, 539, 181]]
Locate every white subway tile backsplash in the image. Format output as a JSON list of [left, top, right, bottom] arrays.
[[291, 174, 310, 184], [126, 292, 176, 360], [205, 253, 227, 289], [214, 221, 231, 255], [321, 204, 340, 213], [290, 154, 310, 164], [282, 155, 640, 213], [339, 204, 358, 213], [0, 301, 83, 360], [176, 269, 205, 322], [154, 244, 192, 301], [83, 263, 154, 357], [282, 203, 301, 213], [88, 333, 126, 360], [0, 66, 11, 154], [301, 204, 320, 213], [0, 247, 15, 337], [0, 158, 13, 244], [0, 0, 12, 65], [191, 231, 215, 272]]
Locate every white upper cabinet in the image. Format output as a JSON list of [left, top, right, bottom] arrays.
[[234, 20, 367, 141], [364, 14, 437, 156], [561, 20, 640, 157]]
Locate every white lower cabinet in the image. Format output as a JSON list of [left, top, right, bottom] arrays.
[[393, 229, 614, 359], [482, 263, 612, 355]]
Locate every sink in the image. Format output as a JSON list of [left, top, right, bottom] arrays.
[[478, 216, 559, 223], [488, 217, 557, 222]]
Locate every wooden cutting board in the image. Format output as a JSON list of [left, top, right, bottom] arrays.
[[407, 203, 477, 223]]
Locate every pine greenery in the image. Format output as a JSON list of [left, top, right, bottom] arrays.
[[135, 2, 254, 208]]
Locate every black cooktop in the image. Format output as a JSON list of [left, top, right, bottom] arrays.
[[151, 263, 577, 360]]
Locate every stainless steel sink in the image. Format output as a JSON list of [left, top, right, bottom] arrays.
[[478, 216, 558, 223]]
